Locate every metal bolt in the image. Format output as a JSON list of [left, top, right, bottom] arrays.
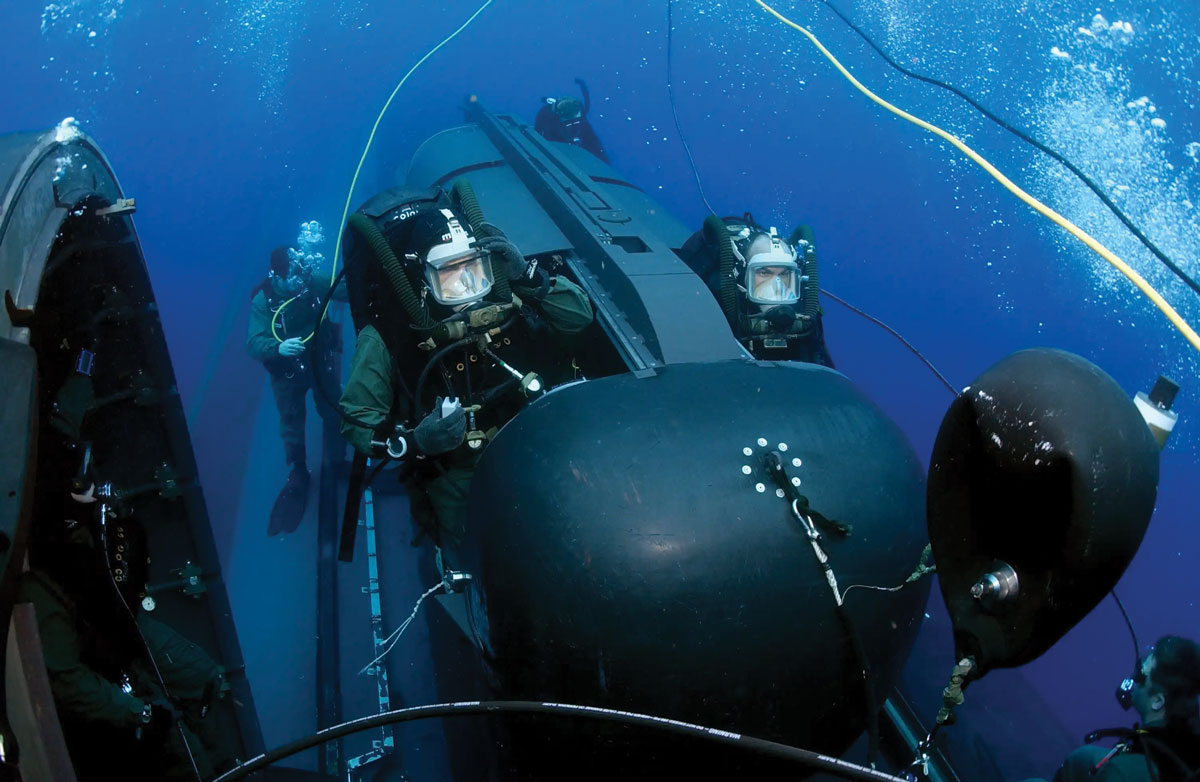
[[791, 477, 801, 487], [775, 488, 785, 498], [757, 438, 768, 447], [778, 443, 788, 452], [792, 457, 802, 467], [742, 447, 753, 456], [755, 483, 765, 493], [741, 465, 752, 475]]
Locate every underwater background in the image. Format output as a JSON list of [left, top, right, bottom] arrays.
[[3, 0, 1198, 778]]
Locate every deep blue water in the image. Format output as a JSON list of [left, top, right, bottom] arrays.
[[4, 0, 1199, 778]]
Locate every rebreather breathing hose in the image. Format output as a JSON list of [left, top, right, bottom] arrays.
[[752, 0, 1200, 355]]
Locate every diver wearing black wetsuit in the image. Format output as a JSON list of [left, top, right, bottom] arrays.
[[534, 78, 610, 163], [678, 214, 834, 367]]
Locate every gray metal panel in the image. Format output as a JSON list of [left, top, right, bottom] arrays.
[[0, 132, 44, 218], [470, 109, 744, 367], [555, 144, 694, 249], [0, 339, 36, 655], [406, 124, 501, 184], [407, 125, 571, 256], [0, 131, 121, 339], [451, 165, 572, 257]]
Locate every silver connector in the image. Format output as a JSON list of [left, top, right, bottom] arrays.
[[969, 561, 1019, 610]]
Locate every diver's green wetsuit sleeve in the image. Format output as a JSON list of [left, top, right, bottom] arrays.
[[17, 574, 147, 728], [531, 276, 593, 335], [340, 325, 395, 456], [246, 291, 280, 363]]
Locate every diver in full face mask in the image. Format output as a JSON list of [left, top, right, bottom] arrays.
[[247, 221, 347, 535], [339, 190, 592, 564], [678, 214, 835, 367]]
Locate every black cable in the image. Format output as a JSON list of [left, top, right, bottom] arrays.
[[413, 334, 477, 414], [817, 0, 1200, 299], [306, 268, 380, 432], [667, 0, 716, 216], [820, 287, 958, 396], [836, 599, 881, 766], [1111, 589, 1142, 665], [363, 458, 391, 490], [211, 699, 911, 782]]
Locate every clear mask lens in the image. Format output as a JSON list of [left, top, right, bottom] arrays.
[[747, 262, 799, 304], [426, 252, 493, 305]]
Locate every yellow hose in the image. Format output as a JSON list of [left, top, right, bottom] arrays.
[[753, 0, 1200, 354], [271, 0, 496, 343]]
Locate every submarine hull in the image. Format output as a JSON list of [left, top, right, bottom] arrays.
[[459, 359, 931, 778]]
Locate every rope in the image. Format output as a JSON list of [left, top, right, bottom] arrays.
[[752, 0, 1200, 354]]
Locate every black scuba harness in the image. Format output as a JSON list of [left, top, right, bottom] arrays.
[[1084, 726, 1200, 781]]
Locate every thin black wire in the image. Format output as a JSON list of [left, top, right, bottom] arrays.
[[307, 268, 378, 431], [1110, 589, 1141, 665], [667, 0, 716, 216], [212, 700, 911, 782], [818, 0, 1200, 299], [821, 287, 958, 396], [98, 499, 203, 782]]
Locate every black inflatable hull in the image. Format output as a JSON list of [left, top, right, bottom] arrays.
[[459, 359, 931, 778], [927, 348, 1159, 671]]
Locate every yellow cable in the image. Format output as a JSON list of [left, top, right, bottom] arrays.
[[271, 0, 496, 344], [753, 0, 1200, 354]]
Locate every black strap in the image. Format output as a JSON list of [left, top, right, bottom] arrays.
[[338, 451, 369, 562]]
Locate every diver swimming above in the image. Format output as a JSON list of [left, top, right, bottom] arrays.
[[338, 184, 592, 567], [533, 78, 610, 163], [678, 213, 834, 367], [246, 224, 346, 536]]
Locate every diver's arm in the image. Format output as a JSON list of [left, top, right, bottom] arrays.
[[535, 275, 594, 335], [245, 292, 280, 362], [340, 326, 396, 456], [21, 578, 147, 727]]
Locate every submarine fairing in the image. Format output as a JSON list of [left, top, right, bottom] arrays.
[[0, 106, 1170, 782]]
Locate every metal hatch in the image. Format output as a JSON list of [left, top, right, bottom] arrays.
[[0, 124, 263, 780]]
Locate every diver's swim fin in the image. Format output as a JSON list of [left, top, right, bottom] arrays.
[[268, 467, 310, 536]]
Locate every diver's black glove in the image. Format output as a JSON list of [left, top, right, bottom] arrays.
[[481, 236, 549, 300], [413, 397, 467, 456], [506, 255, 550, 301], [505, 252, 538, 285]]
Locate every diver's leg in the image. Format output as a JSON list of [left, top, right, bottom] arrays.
[[270, 372, 308, 470], [269, 372, 312, 533]]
